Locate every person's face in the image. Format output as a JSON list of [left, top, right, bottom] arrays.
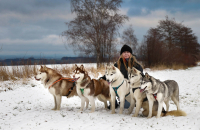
[[122, 51, 131, 59]]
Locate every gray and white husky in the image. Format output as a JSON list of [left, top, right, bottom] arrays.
[[140, 73, 185, 118], [127, 67, 147, 117], [105, 65, 131, 114]]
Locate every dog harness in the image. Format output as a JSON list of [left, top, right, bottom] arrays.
[[132, 87, 140, 93], [153, 93, 157, 100], [112, 80, 130, 97], [80, 88, 84, 94], [48, 78, 75, 89]]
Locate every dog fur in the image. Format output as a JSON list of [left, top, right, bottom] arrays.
[[127, 67, 147, 117], [105, 65, 131, 114], [73, 64, 110, 113], [140, 73, 186, 118], [35, 66, 80, 110]]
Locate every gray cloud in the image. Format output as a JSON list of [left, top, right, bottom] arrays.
[[0, 0, 199, 59]]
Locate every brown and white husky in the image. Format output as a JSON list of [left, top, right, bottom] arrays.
[[35, 66, 81, 110], [72, 64, 110, 113]]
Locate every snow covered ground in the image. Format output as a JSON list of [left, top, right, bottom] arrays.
[[0, 64, 200, 130]]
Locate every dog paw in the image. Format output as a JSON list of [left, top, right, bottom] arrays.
[[51, 108, 56, 110], [147, 116, 152, 119], [111, 111, 115, 114], [132, 114, 138, 117], [156, 116, 160, 118], [119, 112, 123, 114]]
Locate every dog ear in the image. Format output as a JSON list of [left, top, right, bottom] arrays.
[[145, 73, 150, 79], [43, 66, 47, 70], [128, 67, 131, 72], [112, 66, 115, 70], [80, 65, 84, 70], [75, 64, 78, 69], [133, 68, 137, 73]]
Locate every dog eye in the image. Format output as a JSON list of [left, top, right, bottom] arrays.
[[40, 73, 41, 74], [111, 74, 113, 76], [132, 76, 134, 77]]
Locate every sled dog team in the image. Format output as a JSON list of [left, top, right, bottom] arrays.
[[35, 65, 186, 118]]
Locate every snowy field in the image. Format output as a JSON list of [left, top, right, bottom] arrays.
[[0, 63, 200, 130]]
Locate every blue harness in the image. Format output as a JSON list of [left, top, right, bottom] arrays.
[[112, 80, 130, 97]]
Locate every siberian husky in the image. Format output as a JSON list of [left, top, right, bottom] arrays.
[[105, 65, 131, 114], [127, 67, 147, 117], [73, 64, 110, 113], [35, 66, 81, 110], [140, 73, 186, 118]]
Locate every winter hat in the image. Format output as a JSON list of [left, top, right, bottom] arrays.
[[120, 44, 132, 55]]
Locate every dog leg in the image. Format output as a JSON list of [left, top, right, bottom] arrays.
[[88, 96, 95, 113], [119, 96, 125, 114], [85, 98, 89, 109], [80, 97, 86, 112], [97, 95, 107, 109], [171, 96, 180, 110], [156, 101, 163, 118], [164, 99, 170, 111], [147, 94, 153, 118], [51, 95, 57, 110], [111, 95, 115, 114], [56, 95, 61, 110], [133, 99, 142, 117], [128, 97, 135, 115]]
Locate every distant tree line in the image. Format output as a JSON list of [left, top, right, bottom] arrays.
[[0, 57, 99, 66], [138, 16, 200, 67]]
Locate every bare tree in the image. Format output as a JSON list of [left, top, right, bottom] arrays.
[[62, 0, 128, 67], [121, 25, 138, 53]]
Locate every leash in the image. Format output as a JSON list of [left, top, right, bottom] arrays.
[[48, 78, 75, 89]]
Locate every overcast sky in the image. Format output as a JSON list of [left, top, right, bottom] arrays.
[[0, 0, 200, 59]]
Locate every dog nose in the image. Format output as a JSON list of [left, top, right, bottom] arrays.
[[73, 75, 75, 78], [128, 82, 130, 84]]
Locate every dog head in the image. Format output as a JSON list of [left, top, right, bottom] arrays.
[[105, 65, 118, 85], [128, 67, 142, 86], [140, 72, 152, 92], [72, 64, 88, 83], [35, 66, 48, 81]]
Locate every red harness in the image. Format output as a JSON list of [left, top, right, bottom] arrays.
[[153, 93, 157, 100], [48, 78, 75, 89]]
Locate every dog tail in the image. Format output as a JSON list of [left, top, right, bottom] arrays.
[[164, 110, 186, 117]]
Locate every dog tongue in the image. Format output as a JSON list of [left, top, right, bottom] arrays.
[[140, 89, 144, 92], [107, 82, 111, 85]]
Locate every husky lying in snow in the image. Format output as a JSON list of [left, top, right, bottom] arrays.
[[35, 66, 80, 110], [140, 73, 186, 118], [105, 65, 131, 114], [73, 64, 110, 113]]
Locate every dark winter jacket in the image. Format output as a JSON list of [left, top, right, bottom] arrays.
[[114, 57, 143, 79]]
